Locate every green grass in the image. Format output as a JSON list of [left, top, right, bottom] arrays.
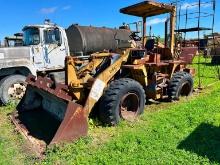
[[40, 84, 220, 165], [0, 57, 220, 164], [0, 105, 27, 165], [191, 56, 220, 87]]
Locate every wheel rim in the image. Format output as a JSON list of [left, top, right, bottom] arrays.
[[120, 92, 140, 121], [180, 81, 191, 96], [8, 82, 26, 101]]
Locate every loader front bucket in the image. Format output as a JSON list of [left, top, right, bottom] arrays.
[[10, 75, 88, 156]]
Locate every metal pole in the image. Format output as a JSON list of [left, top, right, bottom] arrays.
[[165, 20, 168, 48], [170, 6, 176, 54], [143, 17, 146, 48], [211, 0, 219, 79], [198, 0, 201, 88]]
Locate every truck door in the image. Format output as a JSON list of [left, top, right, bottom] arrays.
[[23, 27, 45, 69], [43, 28, 67, 69]]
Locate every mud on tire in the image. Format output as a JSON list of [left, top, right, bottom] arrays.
[[168, 71, 193, 100], [0, 75, 26, 105], [98, 78, 146, 125]]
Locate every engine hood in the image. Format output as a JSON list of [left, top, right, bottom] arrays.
[[0, 47, 31, 60]]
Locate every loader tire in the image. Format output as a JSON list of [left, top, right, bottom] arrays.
[[0, 75, 26, 105], [99, 78, 146, 125], [168, 71, 193, 100]]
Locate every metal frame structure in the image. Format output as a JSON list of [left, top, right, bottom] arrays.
[[120, 1, 176, 53], [170, 0, 217, 88]]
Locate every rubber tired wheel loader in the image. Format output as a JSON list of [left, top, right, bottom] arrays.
[[11, 1, 195, 155]]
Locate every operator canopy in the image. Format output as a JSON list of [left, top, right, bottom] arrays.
[[120, 1, 175, 18]]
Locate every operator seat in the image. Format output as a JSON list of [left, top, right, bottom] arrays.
[[145, 39, 155, 52]]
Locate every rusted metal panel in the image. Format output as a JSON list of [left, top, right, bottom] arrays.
[[66, 25, 131, 55], [120, 1, 175, 17], [179, 47, 198, 64], [10, 111, 47, 156], [26, 75, 73, 102], [11, 75, 88, 156], [50, 102, 88, 144]]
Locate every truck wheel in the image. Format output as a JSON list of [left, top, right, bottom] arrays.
[[99, 78, 146, 125], [0, 75, 26, 105], [168, 71, 193, 100]]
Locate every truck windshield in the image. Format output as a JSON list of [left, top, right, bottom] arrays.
[[23, 28, 40, 46]]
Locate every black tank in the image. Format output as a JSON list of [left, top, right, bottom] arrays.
[[65, 25, 132, 55]]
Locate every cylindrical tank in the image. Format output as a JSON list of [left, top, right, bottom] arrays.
[[66, 25, 132, 55]]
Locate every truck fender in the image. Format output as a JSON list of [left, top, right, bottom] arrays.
[[0, 65, 36, 78]]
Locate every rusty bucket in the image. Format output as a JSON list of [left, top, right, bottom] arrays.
[[10, 75, 88, 156]]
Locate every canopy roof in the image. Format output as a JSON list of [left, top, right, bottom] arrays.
[[120, 1, 175, 18]]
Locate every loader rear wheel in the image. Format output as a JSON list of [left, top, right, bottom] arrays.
[[168, 71, 193, 100], [0, 75, 26, 105], [99, 78, 146, 125]]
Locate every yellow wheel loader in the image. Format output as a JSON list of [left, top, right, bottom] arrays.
[[11, 1, 195, 155]]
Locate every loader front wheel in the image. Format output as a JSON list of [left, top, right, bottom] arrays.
[[0, 75, 26, 105], [168, 71, 193, 100], [99, 78, 146, 125]]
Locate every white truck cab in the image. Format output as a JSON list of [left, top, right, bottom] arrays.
[[0, 21, 70, 105], [23, 23, 69, 70]]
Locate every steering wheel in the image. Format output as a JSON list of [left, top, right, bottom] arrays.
[[130, 32, 141, 41]]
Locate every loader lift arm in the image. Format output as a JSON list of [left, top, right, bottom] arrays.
[[11, 48, 131, 156], [84, 49, 130, 115]]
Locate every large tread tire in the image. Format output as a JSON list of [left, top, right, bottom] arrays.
[[0, 75, 26, 105], [99, 78, 146, 125], [168, 71, 193, 100]]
